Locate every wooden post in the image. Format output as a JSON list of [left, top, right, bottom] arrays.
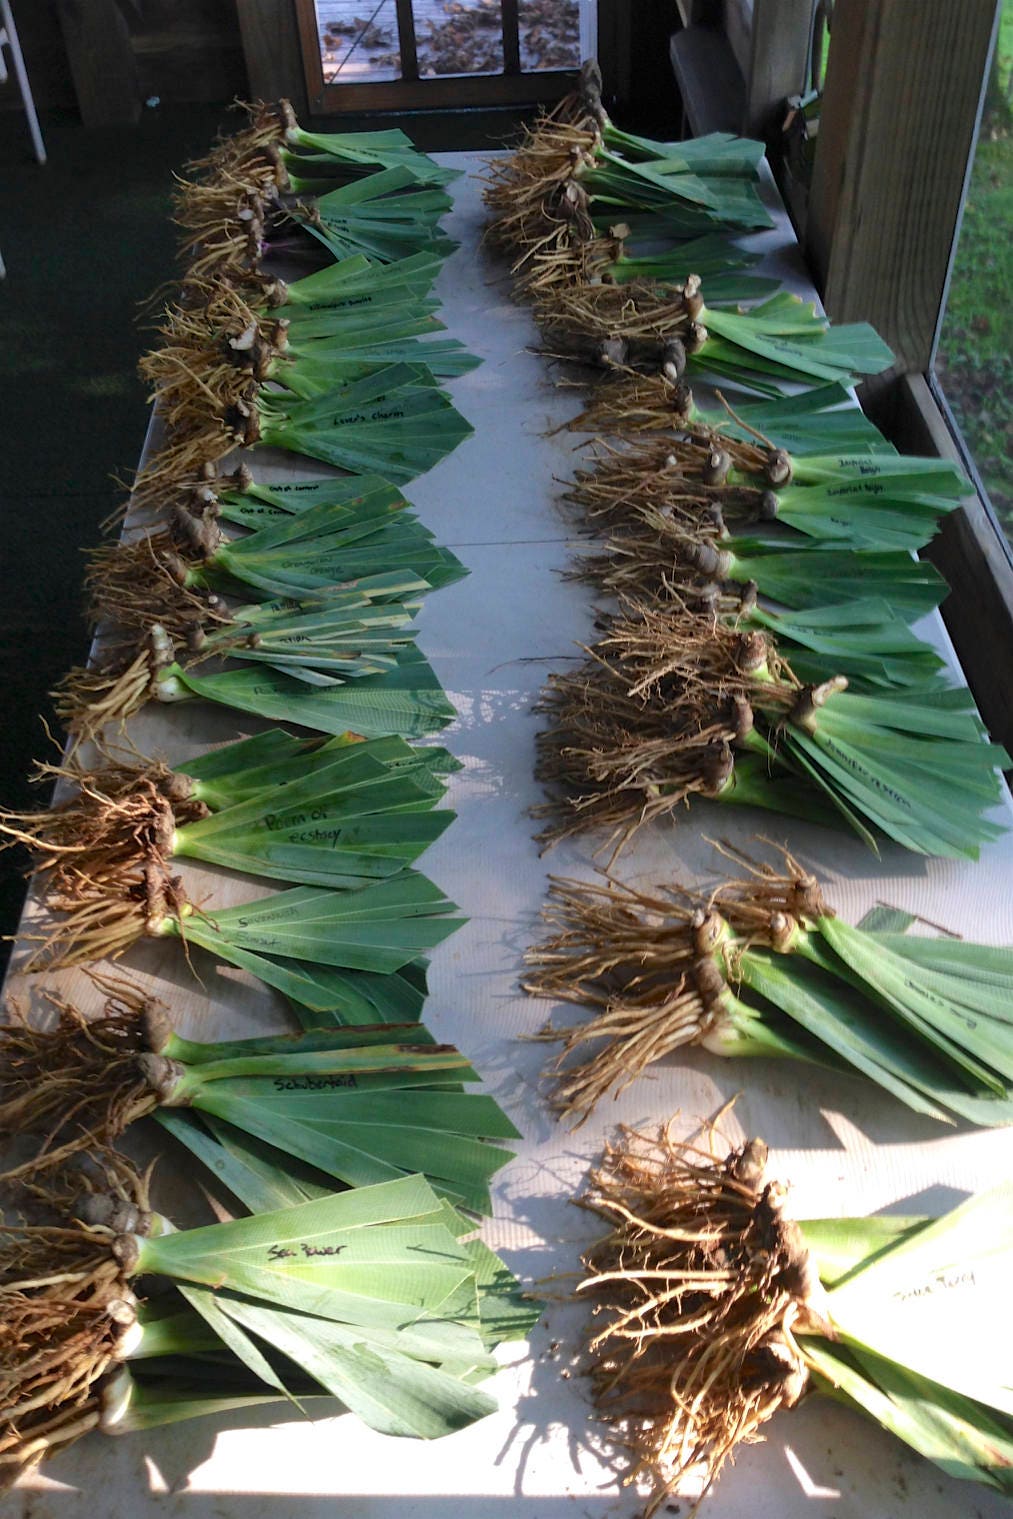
[[502, 0, 521, 75], [744, 0, 812, 138], [236, 0, 309, 119], [55, 0, 141, 126], [807, 0, 998, 372], [393, 0, 419, 82], [596, 0, 632, 106]]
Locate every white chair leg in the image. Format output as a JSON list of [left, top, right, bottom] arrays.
[[1, 0, 46, 164], [0, 246, 6, 279]]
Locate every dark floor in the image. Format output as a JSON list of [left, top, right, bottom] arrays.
[[0, 101, 531, 971]]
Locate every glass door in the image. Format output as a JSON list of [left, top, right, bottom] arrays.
[[296, 0, 585, 111]]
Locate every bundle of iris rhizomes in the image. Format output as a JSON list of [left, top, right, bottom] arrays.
[[524, 841, 1013, 1126], [0, 107, 544, 1489], [531, 271, 901, 405], [59, 168, 472, 747], [51, 547, 451, 753], [170, 97, 460, 303], [532, 323, 1003, 863], [0, 963, 520, 1218], [483, 59, 773, 302], [535, 583, 1008, 863], [124, 85, 472, 520], [561, 385, 969, 554], [108, 105, 473, 611], [0, 1134, 538, 1486], [54, 443, 471, 751], [129, 276, 474, 503], [484, 65, 894, 396], [118, 292, 475, 662], [576, 1122, 1013, 1512], [0, 713, 470, 981]]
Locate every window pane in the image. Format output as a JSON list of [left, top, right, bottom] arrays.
[[315, 0, 509, 83], [317, 3, 401, 83], [313, 0, 586, 85], [416, 0, 504, 76], [935, 2, 1013, 547], [519, 0, 580, 72]]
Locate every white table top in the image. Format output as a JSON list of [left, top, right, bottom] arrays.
[[9, 151, 1013, 1518]]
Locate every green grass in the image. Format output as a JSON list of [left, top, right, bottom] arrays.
[[936, 3, 1013, 541]]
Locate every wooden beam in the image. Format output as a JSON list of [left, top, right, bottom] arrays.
[[131, 19, 246, 104], [744, 0, 811, 138], [393, 0, 419, 82], [675, 0, 717, 24], [55, 0, 140, 125], [310, 67, 575, 113], [502, 0, 521, 76], [808, 0, 997, 372], [236, 0, 308, 119], [670, 24, 744, 136], [595, 0, 631, 106]]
